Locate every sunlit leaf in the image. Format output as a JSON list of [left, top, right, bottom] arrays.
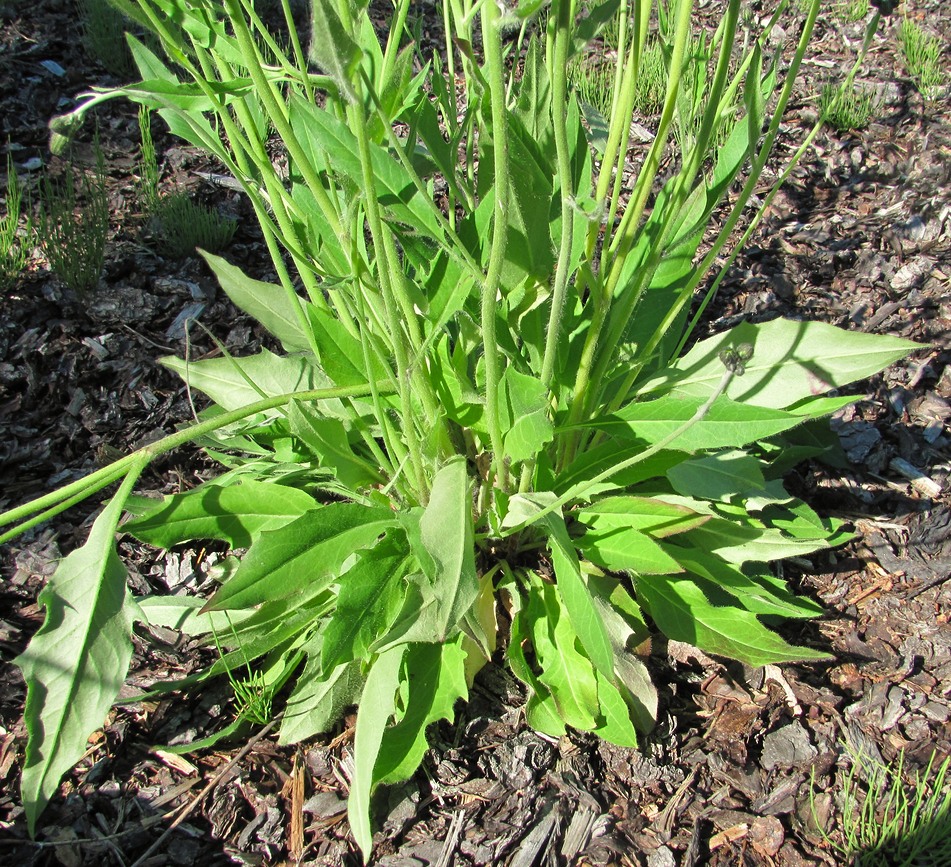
[[16, 484, 139, 834]]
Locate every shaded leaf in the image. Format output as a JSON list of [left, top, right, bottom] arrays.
[[636, 573, 830, 666], [666, 449, 767, 502], [590, 394, 804, 452]]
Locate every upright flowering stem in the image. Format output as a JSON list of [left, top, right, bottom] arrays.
[[480, 0, 511, 492]]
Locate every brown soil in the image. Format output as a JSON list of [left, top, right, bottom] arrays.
[[1, 1, 950, 865]]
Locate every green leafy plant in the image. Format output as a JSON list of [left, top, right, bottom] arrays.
[[78, 0, 136, 78], [569, 55, 616, 116], [137, 105, 159, 211], [821, 80, 880, 130], [150, 191, 237, 258], [37, 142, 109, 298], [838, 0, 871, 22], [819, 749, 951, 866], [6, 0, 917, 858], [898, 16, 945, 101], [135, 107, 235, 257], [1, 152, 32, 291]]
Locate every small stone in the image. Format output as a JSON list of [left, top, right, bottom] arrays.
[[750, 815, 785, 857], [761, 722, 818, 770]]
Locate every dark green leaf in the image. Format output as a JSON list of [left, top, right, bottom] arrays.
[[374, 638, 468, 784], [125, 479, 316, 549], [636, 573, 830, 666], [205, 504, 396, 611]]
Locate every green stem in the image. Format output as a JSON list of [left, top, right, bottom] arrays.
[[538, 0, 576, 392], [479, 0, 511, 492], [521, 0, 576, 494], [222, 0, 346, 246], [562, 0, 694, 467], [0, 381, 393, 542], [348, 91, 430, 500]]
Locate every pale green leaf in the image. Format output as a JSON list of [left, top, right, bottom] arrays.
[[530, 582, 600, 731], [308, 0, 361, 97], [500, 367, 554, 463], [414, 457, 479, 640], [136, 595, 256, 635], [586, 574, 657, 733], [199, 251, 318, 354], [16, 490, 138, 834], [374, 638, 468, 785], [593, 671, 639, 747], [639, 319, 919, 409], [508, 494, 614, 680], [577, 524, 683, 575], [288, 94, 441, 238], [668, 547, 823, 619], [124, 479, 316, 549], [576, 496, 709, 538], [684, 519, 834, 564], [349, 646, 405, 860], [161, 349, 326, 412]]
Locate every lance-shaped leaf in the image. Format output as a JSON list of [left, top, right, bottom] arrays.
[[125, 479, 316, 549], [666, 546, 823, 619], [321, 534, 413, 672], [576, 496, 710, 538], [309, 0, 361, 99], [16, 474, 141, 834], [162, 348, 326, 412], [411, 457, 479, 641], [666, 449, 768, 502], [636, 573, 831, 666], [204, 504, 396, 611], [199, 251, 319, 354], [586, 394, 804, 453], [577, 524, 683, 575], [280, 632, 364, 745], [529, 581, 600, 731], [374, 638, 469, 785], [587, 575, 657, 733], [349, 645, 405, 860], [638, 319, 919, 409], [289, 401, 384, 490], [506, 494, 614, 679]]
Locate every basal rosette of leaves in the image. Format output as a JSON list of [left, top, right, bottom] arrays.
[[1, 0, 916, 857]]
